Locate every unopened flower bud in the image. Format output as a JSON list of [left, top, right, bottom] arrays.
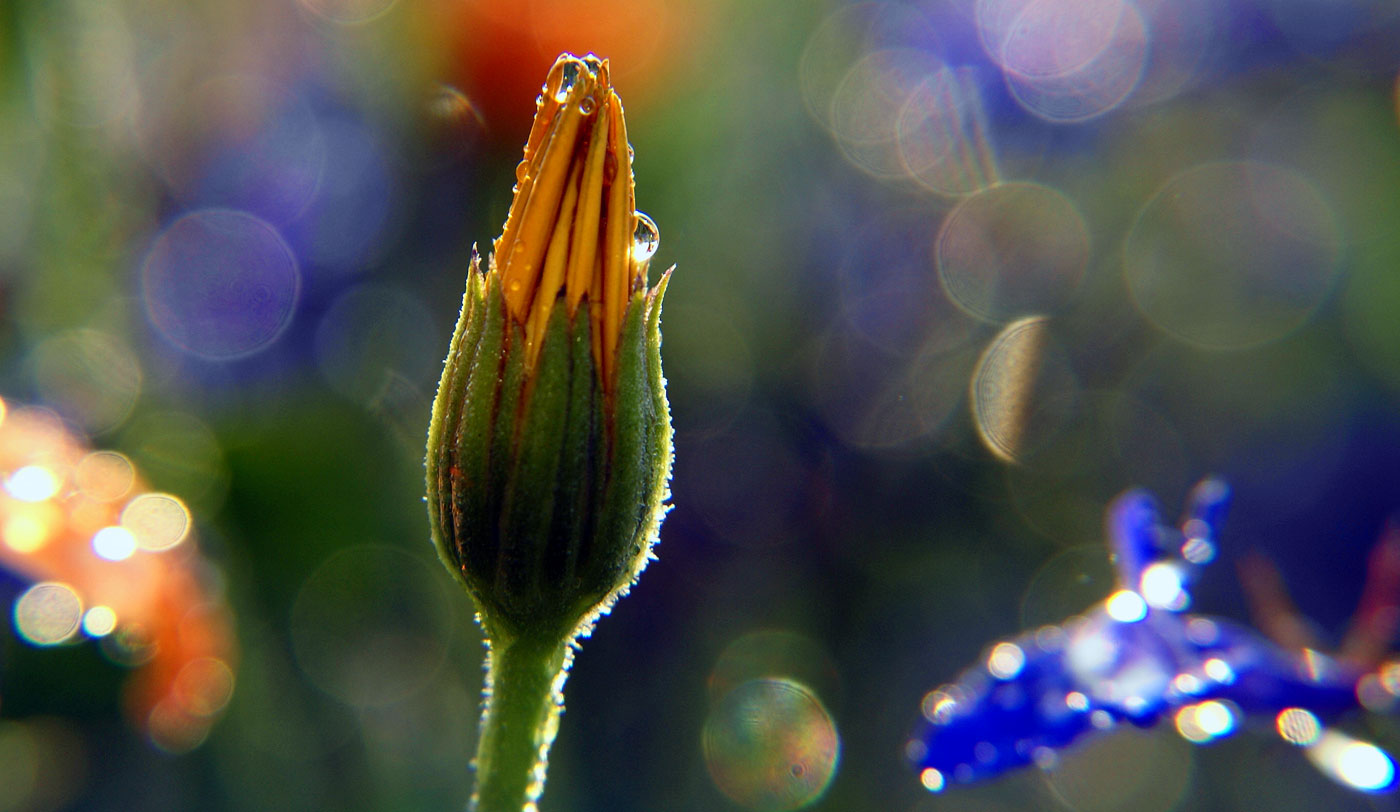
[[426, 53, 672, 645]]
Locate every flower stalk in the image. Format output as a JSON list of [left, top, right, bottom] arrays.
[[426, 53, 672, 812]]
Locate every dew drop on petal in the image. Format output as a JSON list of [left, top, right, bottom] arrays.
[[632, 212, 659, 263], [554, 60, 581, 102]]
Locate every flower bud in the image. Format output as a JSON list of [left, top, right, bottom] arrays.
[[426, 54, 672, 645]]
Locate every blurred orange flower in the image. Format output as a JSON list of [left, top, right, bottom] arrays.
[[0, 399, 236, 752], [427, 0, 709, 143]]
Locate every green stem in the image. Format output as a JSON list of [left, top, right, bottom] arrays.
[[473, 633, 572, 812]]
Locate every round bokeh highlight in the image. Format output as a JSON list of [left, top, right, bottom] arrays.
[[703, 678, 840, 812], [141, 208, 301, 360], [1124, 161, 1342, 350], [937, 182, 1090, 323]]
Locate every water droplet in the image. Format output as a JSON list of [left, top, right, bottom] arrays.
[[535, 94, 543, 108], [579, 96, 596, 115], [515, 160, 529, 183], [554, 60, 581, 103], [632, 213, 660, 262], [583, 55, 605, 75], [628, 144, 635, 160]]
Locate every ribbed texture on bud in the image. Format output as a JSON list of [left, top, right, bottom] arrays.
[[426, 251, 671, 643]]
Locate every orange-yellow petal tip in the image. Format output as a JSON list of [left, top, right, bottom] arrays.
[[490, 53, 658, 383]]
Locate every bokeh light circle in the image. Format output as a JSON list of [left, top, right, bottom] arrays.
[[897, 67, 1001, 196], [290, 545, 454, 708], [703, 678, 840, 812], [1124, 161, 1342, 349], [119, 411, 229, 514], [829, 48, 946, 179], [91, 526, 138, 561], [82, 605, 118, 637], [314, 283, 441, 404], [1128, 0, 1217, 108], [30, 329, 142, 434], [0, 719, 86, 812], [1276, 707, 1321, 746], [708, 630, 842, 708], [970, 315, 1080, 464], [120, 493, 191, 551], [1044, 726, 1194, 812], [416, 84, 488, 168], [141, 208, 301, 360], [297, 0, 398, 25], [74, 451, 136, 502], [1020, 545, 1115, 628], [13, 582, 83, 646], [937, 182, 1090, 323], [799, 3, 936, 132], [999, 0, 1149, 122]]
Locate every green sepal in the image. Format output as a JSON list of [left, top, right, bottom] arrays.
[[426, 268, 673, 644], [499, 299, 575, 626], [427, 252, 486, 593], [452, 271, 508, 615]]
